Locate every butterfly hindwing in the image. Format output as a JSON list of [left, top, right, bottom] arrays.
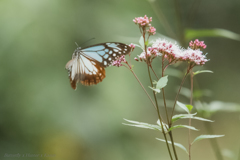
[[66, 42, 131, 89]]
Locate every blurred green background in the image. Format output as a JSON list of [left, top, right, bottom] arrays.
[[0, 0, 240, 160]]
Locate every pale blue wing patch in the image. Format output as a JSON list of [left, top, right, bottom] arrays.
[[82, 45, 105, 51]]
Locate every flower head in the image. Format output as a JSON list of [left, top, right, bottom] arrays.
[[189, 39, 207, 50], [133, 15, 152, 27], [181, 48, 208, 65], [147, 26, 156, 35], [151, 38, 183, 63], [112, 55, 127, 67]]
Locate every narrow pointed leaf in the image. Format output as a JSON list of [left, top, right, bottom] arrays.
[[177, 101, 190, 113], [156, 138, 188, 155], [123, 119, 162, 131], [194, 70, 213, 75], [156, 76, 168, 89], [185, 28, 240, 41], [169, 125, 198, 131], [192, 117, 213, 122], [192, 135, 224, 144], [171, 113, 197, 123]]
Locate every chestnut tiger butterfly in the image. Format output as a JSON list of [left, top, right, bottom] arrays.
[[65, 42, 131, 90]]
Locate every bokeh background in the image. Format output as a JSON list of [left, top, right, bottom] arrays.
[[0, 0, 240, 160]]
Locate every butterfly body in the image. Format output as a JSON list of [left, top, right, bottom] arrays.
[[66, 42, 131, 89]]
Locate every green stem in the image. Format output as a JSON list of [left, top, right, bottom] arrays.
[[143, 33, 173, 160], [204, 122, 224, 160], [188, 70, 193, 160], [170, 72, 189, 124]]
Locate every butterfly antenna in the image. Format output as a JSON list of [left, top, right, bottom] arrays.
[[75, 42, 80, 47]]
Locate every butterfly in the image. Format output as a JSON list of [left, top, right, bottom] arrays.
[[65, 42, 131, 90]]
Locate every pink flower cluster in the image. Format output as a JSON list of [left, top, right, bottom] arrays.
[[147, 26, 156, 35], [189, 39, 207, 50], [135, 38, 208, 66], [133, 15, 152, 27], [151, 39, 183, 63], [181, 48, 208, 65], [135, 47, 159, 63], [112, 55, 126, 67]]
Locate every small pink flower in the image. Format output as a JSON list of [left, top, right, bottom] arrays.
[[147, 26, 156, 35], [112, 55, 127, 67], [189, 39, 207, 50], [129, 43, 135, 49]]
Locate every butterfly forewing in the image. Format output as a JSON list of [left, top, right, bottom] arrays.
[[81, 42, 131, 67], [66, 42, 131, 89]]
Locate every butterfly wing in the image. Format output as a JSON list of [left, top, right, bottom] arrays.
[[66, 42, 131, 89], [80, 42, 132, 67]]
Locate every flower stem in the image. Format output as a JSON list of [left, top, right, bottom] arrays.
[[147, 65, 173, 160], [143, 33, 173, 160], [170, 72, 189, 125], [188, 70, 194, 160]]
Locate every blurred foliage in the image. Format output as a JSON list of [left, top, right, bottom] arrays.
[[0, 0, 240, 160]]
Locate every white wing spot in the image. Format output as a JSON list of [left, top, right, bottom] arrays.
[[125, 46, 127, 48], [99, 73, 102, 76], [118, 52, 121, 54], [93, 71, 97, 75], [108, 57, 112, 61], [113, 53, 116, 56], [123, 51, 126, 53], [113, 49, 118, 52], [104, 61, 107, 66], [124, 48, 127, 51]]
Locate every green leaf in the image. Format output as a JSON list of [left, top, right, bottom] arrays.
[[169, 125, 198, 131], [185, 28, 240, 41], [194, 70, 213, 75], [171, 113, 213, 123], [139, 36, 145, 48], [123, 119, 162, 132], [177, 101, 190, 114], [156, 138, 188, 155], [192, 135, 224, 144], [192, 116, 214, 122], [156, 76, 168, 89], [171, 113, 197, 123], [186, 105, 193, 112], [149, 86, 161, 93]]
